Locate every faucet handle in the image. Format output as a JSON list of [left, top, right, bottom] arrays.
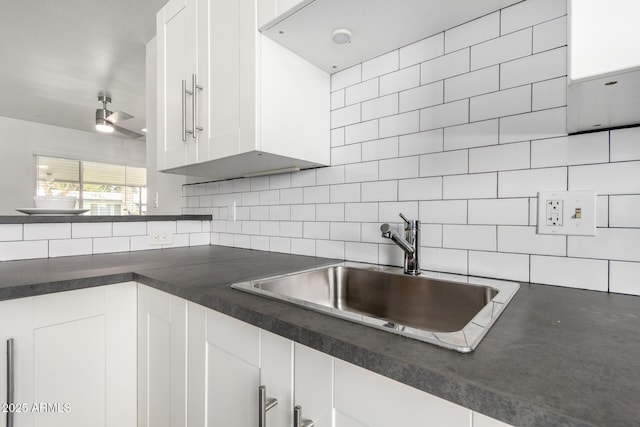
[[399, 213, 410, 224]]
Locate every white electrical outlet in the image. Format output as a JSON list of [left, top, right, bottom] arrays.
[[148, 231, 174, 245], [537, 190, 597, 236]]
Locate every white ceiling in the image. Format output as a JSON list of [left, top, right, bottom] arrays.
[[0, 0, 168, 139]]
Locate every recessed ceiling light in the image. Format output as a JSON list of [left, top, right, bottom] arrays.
[[332, 29, 352, 44]]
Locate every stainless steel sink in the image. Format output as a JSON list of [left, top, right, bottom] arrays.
[[231, 263, 519, 352]]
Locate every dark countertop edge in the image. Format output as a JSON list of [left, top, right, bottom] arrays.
[[0, 215, 212, 224], [132, 272, 597, 427]]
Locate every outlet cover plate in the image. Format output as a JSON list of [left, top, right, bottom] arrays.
[[148, 231, 174, 245], [537, 190, 597, 236]]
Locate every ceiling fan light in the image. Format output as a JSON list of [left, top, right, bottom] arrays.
[[96, 119, 114, 133]]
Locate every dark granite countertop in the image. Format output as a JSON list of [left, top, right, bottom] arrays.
[[0, 214, 212, 224], [0, 245, 637, 427]]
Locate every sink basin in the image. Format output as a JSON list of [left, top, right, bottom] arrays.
[[231, 263, 519, 352]]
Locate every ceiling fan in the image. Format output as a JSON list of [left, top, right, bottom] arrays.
[[95, 94, 144, 139]]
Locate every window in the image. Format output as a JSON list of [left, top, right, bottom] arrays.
[[35, 155, 147, 215]]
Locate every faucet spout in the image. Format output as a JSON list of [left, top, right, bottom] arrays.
[[380, 214, 420, 275]]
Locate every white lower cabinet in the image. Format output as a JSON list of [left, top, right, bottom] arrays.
[[0, 282, 137, 427]]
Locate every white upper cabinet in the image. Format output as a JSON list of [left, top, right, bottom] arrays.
[[567, 0, 640, 132], [156, 0, 329, 181]]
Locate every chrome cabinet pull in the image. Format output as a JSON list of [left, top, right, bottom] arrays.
[[181, 79, 188, 142], [294, 405, 314, 427], [191, 74, 203, 139], [258, 385, 277, 427], [6, 339, 14, 427]]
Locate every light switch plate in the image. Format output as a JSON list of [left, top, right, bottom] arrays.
[[537, 190, 597, 236]]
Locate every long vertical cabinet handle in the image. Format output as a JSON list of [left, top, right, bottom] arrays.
[[191, 74, 203, 139], [6, 339, 14, 427], [258, 385, 278, 427], [181, 79, 188, 141], [294, 405, 314, 427]]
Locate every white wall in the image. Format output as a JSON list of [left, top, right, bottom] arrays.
[[183, 0, 640, 296], [145, 37, 186, 214], [0, 116, 146, 215]]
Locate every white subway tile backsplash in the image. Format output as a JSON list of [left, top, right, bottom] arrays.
[[269, 205, 291, 221], [260, 190, 280, 205], [362, 181, 398, 202], [420, 200, 467, 224], [304, 186, 330, 204], [317, 166, 345, 186], [345, 79, 379, 105], [610, 261, 640, 296], [443, 173, 497, 199], [420, 99, 469, 131], [345, 162, 379, 183], [380, 65, 420, 96], [399, 129, 443, 156], [362, 137, 399, 161], [251, 206, 269, 220], [243, 221, 260, 235], [332, 143, 362, 165], [597, 195, 608, 228], [533, 16, 566, 53], [468, 198, 529, 225], [304, 222, 330, 239], [443, 225, 496, 251], [361, 222, 388, 244], [379, 243, 405, 267], [498, 225, 566, 256], [269, 237, 291, 254], [419, 150, 468, 177], [49, 238, 92, 258], [345, 242, 379, 264], [251, 236, 270, 251], [24, 223, 71, 241], [345, 203, 379, 222], [190, 233, 211, 246], [379, 156, 420, 180], [148, 221, 177, 234], [291, 169, 317, 187], [316, 240, 345, 259], [280, 188, 303, 205], [345, 120, 378, 144], [501, 0, 567, 35], [420, 224, 442, 247], [234, 235, 251, 249], [379, 201, 419, 223], [0, 224, 22, 241], [330, 222, 360, 242], [291, 205, 316, 221], [469, 251, 529, 282], [291, 238, 315, 256], [500, 47, 566, 89], [399, 81, 443, 113], [93, 237, 129, 254], [469, 141, 530, 173], [569, 162, 640, 195], [400, 33, 443, 68], [610, 196, 640, 227], [445, 12, 499, 53], [177, 220, 202, 233], [71, 222, 112, 238], [531, 133, 609, 168], [233, 178, 250, 193], [498, 167, 567, 198], [330, 183, 361, 203], [241, 192, 260, 206], [280, 221, 303, 238], [530, 255, 607, 291], [470, 85, 531, 122], [610, 127, 640, 162], [399, 177, 442, 201], [331, 128, 345, 147], [569, 228, 640, 262], [471, 28, 532, 70], [331, 64, 361, 91], [379, 110, 419, 138], [363, 51, 399, 80], [421, 49, 470, 85], [260, 221, 280, 236], [421, 247, 468, 275], [0, 240, 48, 261], [331, 104, 360, 129], [445, 66, 499, 102], [269, 173, 291, 190], [444, 119, 498, 151], [316, 204, 345, 222], [499, 107, 567, 144], [532, 77, 566, 111], [330, 89, 345, 110]]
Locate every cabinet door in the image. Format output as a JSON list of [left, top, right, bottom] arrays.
[[157, 0, 198, 170], [33, 283, 136, 427], [334, 359, 472, 427], [294, 343, 334, 427], [138, 284, 187, 427], [0, 297, 34, 427], [261, 330, 294, 427]]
